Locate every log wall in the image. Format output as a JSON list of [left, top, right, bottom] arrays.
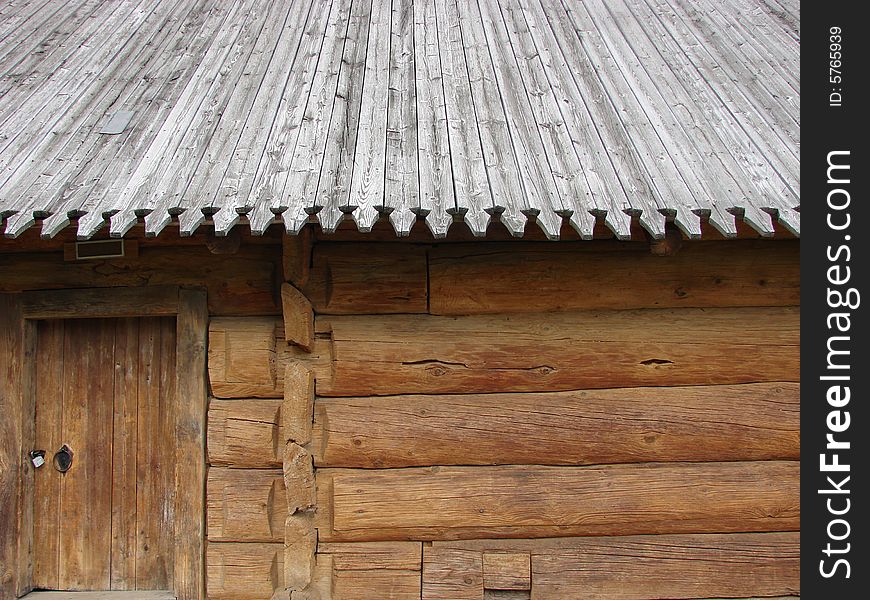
[[206, 236, 800, 599], [1, 232, 799, 598]]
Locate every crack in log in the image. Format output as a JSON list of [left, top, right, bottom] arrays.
[[639, 358, 674, 365], [402, 359, 470, 368]]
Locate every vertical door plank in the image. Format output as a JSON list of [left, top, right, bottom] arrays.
[[156, 316, 177, 588], [60, 319, 115, 590], [32, 320, 65, 590], [17, 313, 38, 596], [135, 317, 159, 586], [135, 317, 174, 589], [111, 318, 140, 589], [0, 294, 19, 599]]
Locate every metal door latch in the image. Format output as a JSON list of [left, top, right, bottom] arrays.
[[53, 444, 73, 473], [30, 450, 46, 468]]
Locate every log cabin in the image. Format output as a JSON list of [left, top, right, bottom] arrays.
[[0, 0, 800, 599]]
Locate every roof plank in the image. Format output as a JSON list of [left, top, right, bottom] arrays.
[[182, 0, 293, 237], [3, 0, 199, 238], [383, 0, 419, 236], [241, 0, 328, 235], [315, 0, 373, 234], [110, 0, 261, 236], [413, 0, 454, 238], [0, 0, 800, 240], [434, 0, 491, 236], [347, 0, 391, 232], [498, 0, 596, 238], [456, 0, 531, 236], [0, 0, 149, 199], [226, 0, 318, 235], [276, 0, 350, 235]]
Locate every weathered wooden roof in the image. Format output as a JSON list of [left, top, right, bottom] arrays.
[[0, 0, 799, 240]]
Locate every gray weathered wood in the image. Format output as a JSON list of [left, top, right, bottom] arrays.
[[0, 0, 800, 240]]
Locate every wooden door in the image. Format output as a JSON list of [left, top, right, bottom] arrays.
[[32, 317, 176, 591]]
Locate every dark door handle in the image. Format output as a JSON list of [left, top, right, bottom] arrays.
[[53, 444, 73, 473]]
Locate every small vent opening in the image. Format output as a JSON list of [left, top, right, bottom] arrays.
[[75, 239, 125, 260]]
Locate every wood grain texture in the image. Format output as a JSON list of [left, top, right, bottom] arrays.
[[16, 319, 37, 597], [109, 318, 139, 590], [317, 541, 422, 571], [429, 240, 799, 313], [135, 317, 176, 590], [283, 364, 314, 446], [483, 553, 530, 591], [0, 245, 281, 316], [32, 321, 64, 591], [423, 547, 483, 600], [58, 319, 114, 590], [207, 469, 286, 543], [318, 541, 423, 600], [282, 227, 312, 288], [530, 532, 800, 599], [384, 0, 419, 236], [423, 533, 799, 599], [319, 461, 798, 541], [206, 542, 283, 600], [314, 0, 371, 233], [0, 0, 799, 239], [174, 288, 208, 600], [319, 307, 799, 396], [208, 318, 331, 399], [209, 305, 798, 399], [333, 569, 422, 600], [284, 513, 316, 591], [30, 316, 180, 593], [347, 0, 391, 232], [311, 382, 799, 467], [303, 243, 428, 314], [281, 284, 314, 351], [21, 593, 177, 599], [21, 285, 179, 319], [412, 0, 454, 236], [284, 443, 315, 515], [207, 399, 283, 468], [0, 294, 24, 597], [208, 317, 279, 397]]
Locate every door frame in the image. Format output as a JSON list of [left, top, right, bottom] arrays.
[[0, 286, 207, 600]]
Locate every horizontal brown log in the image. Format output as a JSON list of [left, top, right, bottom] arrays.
[[423, 533, 799, 599], [207, 469, 286, 543], [316, 541, 423, 600], [208, 318, 331, 399], [531, 533, 800, 599], [207, 399, 282, 468], [20, 285, 180, 319], [208, 318, 278, 398], [0, 245, 281, 315], [206, 542, 283, 599], [303, 243, 428, 314], [209, 307, 798, 399], [311, 382, 799, 467], [430, 240, 799, 314], [319, 307, 799, 396], [333, 569, 422, 599], [317, 541, 422, 571], [318, 461, 799, 541]]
